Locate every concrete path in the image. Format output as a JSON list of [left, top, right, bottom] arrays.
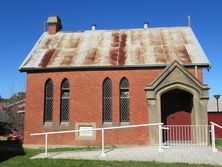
[[31, 146, 222, 166]]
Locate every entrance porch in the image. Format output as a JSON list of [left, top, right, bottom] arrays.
[[145, 61, 209, 144]]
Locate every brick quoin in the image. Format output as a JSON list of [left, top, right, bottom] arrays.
[[24, 67, 203, 145]]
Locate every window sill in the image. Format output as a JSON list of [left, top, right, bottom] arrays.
[[120, 122, 130, 126], [59, 122, 73, 130], [60, 121, 69, 125], [102, 122, 113, 127], [40, 122, 74, 130], [41, 122, 53, 129]]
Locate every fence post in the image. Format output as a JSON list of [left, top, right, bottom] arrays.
[[205, 125, 208, 148], [45, 134, 48, 157], [101, 129, 106, 157], [211, 124, 217, 152], [159, 125, 163, 152]]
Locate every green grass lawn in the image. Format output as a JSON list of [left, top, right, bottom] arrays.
[[216, 139, 222, 152], [0, 148, 218, 167], [216, 139, 222, 147], [0, 146, 220, 167]]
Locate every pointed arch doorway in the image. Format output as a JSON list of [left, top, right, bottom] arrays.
[[161, 89, 193, 126]]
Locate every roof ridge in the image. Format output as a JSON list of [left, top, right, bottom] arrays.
[[59, 26, 191, 33]]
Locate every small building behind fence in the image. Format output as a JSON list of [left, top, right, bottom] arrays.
[[208, 96, 222, 138], [0, 99, 25, 138]]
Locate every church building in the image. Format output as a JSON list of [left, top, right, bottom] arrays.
[[20, 16, 210, 145]]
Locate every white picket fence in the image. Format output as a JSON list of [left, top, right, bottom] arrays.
[[159, 122, 222, 152], [161, 125, 211, 148]]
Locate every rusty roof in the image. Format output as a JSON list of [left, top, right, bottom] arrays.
[[20, 26, 210, 71]]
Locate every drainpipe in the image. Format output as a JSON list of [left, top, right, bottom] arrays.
[[195, 66, 198, 79]]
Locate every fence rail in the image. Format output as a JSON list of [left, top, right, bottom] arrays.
[[31, 122, 163, 157], [210, 122, 222, 152], [30, 122, 222, 158]]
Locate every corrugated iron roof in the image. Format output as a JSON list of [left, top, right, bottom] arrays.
[[19, 26, 210, 71]]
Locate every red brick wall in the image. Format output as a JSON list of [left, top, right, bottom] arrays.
[[208, 113, 222, 138], [24, 67, 203, 145], [48, 25, 57, 34]]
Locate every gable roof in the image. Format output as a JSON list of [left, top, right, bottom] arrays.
[[19, 26, 210, 72], [146, 60, 209, 91], [145, 60, 209, 100]]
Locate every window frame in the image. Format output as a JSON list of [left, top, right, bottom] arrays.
[[60, 79, 70, 122], [43, 79, 54, 123], [102, 78, 112, 123], [120, 77, 130, 123]]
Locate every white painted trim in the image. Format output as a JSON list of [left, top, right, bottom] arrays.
[[17, 110, 25, 113]]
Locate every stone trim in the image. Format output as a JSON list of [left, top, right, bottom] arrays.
[[145, 61, 209, 100], [102, 122, 113, 127], [40, 122, 74, 130], [75, 122, 96, 141]]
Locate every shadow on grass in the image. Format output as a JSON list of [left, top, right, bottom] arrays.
[[0, 140, 25, 162]]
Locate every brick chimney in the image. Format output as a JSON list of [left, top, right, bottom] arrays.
[[47, 16, 62, 34]]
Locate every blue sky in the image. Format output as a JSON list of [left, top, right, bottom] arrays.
[[0, 0, 221, 98]]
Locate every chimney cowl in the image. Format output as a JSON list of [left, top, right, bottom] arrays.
[[143, 21, 149, 29], [47, 16, 62, 34], [91, 24, 96, 31]]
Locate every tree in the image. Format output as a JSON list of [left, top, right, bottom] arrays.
[[6, 92, 25, 105]]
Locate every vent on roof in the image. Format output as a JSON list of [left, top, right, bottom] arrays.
[[91, 24, 96, 31], [144, 22, 149, 29]]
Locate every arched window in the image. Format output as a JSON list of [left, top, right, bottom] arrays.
[[60, 79, 70, 122], [103, 78, 112, 122], [44, 79, 53, 122], [120, 77, 129, 122]]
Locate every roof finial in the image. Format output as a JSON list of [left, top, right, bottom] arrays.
[[188, 15, 191, 27]]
